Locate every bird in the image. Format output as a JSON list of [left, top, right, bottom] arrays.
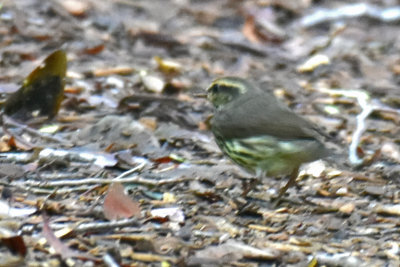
[[206, 76, 331, 200]]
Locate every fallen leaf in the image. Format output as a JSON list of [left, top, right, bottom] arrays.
[[1, 236, 27, 256], [242, 15, 261, 44], [103, 183, 141, 220], [41, 215, 78, 259], [4, 50, 67, 121]]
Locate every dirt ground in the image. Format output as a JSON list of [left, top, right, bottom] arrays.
[[1, 0, 400, 266]]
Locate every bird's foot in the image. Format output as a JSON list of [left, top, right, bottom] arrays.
[[241, 177, 260, 197]]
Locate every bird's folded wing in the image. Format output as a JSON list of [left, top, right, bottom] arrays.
[[212, 92, 322, 140]]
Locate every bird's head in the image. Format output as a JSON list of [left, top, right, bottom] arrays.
[[207, 77, 252, 109]]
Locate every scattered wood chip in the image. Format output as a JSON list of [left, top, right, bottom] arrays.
[[150, 207, 184, 223], [92, 66, 134, 77], [60, 0, 90, 17], [363, 185, 385, 196], [339, 203, 355, 214], [0, 200, 36, 217], [375, 204, 400, 216], [154, 56, 182, 74], [140, 72, 165, 93], [297, 54, 330, 73]]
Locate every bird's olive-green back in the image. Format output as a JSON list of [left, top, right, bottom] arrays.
[[209, 77, 324, 140]]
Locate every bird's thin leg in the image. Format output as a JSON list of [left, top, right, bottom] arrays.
[[241, 169, 263, 197], [279, 167, 299, 197], [241, 178, 260, 197], [273, 167, 299, 206]]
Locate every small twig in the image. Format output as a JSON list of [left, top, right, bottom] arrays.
[[129, 252, 178, 263], [0, 152, 34, 163], [103, 254, 120, 267], [114, 162, 146, 179], [3, 114, 71, 145], [72, 217, 140, 233], [14, 185, 99, 195], [26, 172, 90, 181], [13, 174, 193, 188], [349, 91, 373, 165], [317, 87, 400, 166]]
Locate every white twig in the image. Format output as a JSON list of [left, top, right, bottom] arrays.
[[317, 87, 400, 166], [114, 162, 146, 179], [13, 174, 192, 188], [348, 91, 372, 165]]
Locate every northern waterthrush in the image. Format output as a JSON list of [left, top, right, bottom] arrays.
[[207, 77, 330, 198]]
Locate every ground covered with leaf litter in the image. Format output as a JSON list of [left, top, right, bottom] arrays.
[[1, 0, 400, 266]]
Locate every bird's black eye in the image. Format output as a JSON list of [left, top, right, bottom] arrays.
[[211, 84, 219, 93]]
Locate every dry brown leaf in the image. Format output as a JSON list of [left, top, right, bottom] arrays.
[[103, 183, 141, 220], [139, 117, 158, 131], [1, 236, 27, 256], [42, 216, 78, 259], [242, 16, 261, 44], [4, 50, 66, 121]]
